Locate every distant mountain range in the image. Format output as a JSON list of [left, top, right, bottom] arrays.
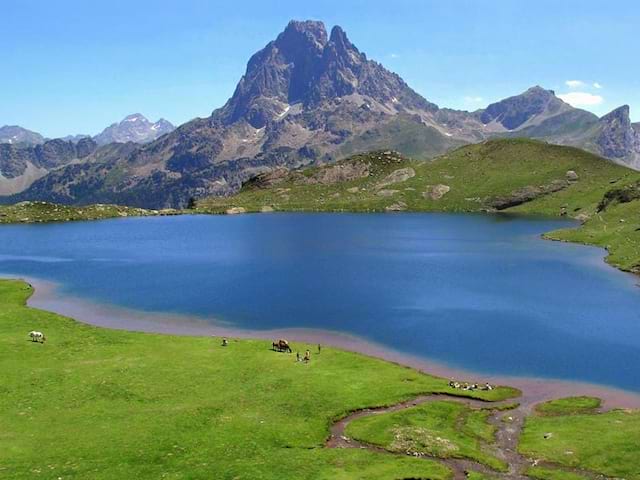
[[0, 113, 174, 147], [0, 126, 45, 146], [93, 114, 175, 146], [0, 114, 175, 196], [2, 20, 640, 208]]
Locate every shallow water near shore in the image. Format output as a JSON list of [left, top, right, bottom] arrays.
[[2, 213, 640, 395]]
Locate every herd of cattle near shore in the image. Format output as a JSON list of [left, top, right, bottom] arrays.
[[28, 332, 495, 390]]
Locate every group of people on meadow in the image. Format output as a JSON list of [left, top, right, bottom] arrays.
[[220, 336, 319, 363]]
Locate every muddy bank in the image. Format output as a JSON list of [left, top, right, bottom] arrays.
[[19, 274, 640, 410]]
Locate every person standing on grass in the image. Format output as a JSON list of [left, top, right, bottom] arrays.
[[304, 350, 311, 363], [317, 343, 321, 354]]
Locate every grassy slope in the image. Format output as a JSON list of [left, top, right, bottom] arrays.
[[519, 405, 640, 479], [199, 139, 640, 273], [534, 397, 601, 416], [0, 201, 164, 223], [524, 466, 589, 480], [546, 200, 640, 273], [0, 279, 519, 480], [345, 401, 507, 471]]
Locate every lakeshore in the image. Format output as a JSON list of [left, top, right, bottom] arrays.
[[23, 275, 640, 410]]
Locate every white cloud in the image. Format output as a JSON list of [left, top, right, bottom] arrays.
[[593, 82, 603, 89], [389, 53, 400, 59], [463, 96, 484, 103], [557, 91, 604, 107], [565, 80, 585, 89]]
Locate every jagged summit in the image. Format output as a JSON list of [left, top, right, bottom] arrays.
[[218, 20, 436, 128], [6, 20, 640, 209], [93, 114, 175, 145]]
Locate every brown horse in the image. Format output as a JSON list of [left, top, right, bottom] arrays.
[[272, 339, 292, 353]]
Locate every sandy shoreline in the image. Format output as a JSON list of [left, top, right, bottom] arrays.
[[15, 274, 640, 410]]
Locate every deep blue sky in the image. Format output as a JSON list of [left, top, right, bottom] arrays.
[[4, 0, 639, 137]]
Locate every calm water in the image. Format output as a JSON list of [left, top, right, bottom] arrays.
[[2, 213, 640, 391]]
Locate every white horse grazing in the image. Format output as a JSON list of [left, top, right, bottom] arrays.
[[29, 331, 46, 343]]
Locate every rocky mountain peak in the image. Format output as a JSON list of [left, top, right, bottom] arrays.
[[480, 85, 566, 130], [218, 20, 435, 128], [0, 125, 45, 145], [596, 105, 638, 160], [278, 20, 328, 49], [601, 105, 630, 123], [94, 114, 175, 145]]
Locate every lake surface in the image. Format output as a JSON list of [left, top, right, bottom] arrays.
[[2, 213, 640, 392]]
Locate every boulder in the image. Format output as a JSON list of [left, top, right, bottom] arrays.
[[566, 170, 579, 182], [226, 207, 247, 215], [423, 184, 450, 200], [298, 161, 370, 185], [376, 189, 398, 197], [377, 168, 416, 188], [385, 201, 407, 212], [346, 186, 360, 193]]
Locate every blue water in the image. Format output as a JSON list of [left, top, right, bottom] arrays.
[[1, 213, 639, 391]]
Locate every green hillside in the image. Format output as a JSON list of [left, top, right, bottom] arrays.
[[0, 279, 516, 480], [199, 139, 640, 273]]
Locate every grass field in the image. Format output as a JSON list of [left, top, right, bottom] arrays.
[[519, 398, 640, 479], [534, 397, 601, 416], [345, 400, 507, 471], [0, 279, 519, 480]]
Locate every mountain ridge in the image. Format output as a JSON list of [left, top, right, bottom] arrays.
[[4, 20, 640, 208]]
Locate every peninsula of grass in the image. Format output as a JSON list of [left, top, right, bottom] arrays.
[[519, 405, 640, 479], [524, 466, 589, 480], [534, 397, 601, 416], [345, 400, 508, 472], [0, 279, 520, 480]]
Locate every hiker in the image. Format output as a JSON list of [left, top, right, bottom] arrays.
[[304, 349, 311, 363], [222, 337, 229, 347], [296, 351, 301, 362], [317, 343, 321, 354]]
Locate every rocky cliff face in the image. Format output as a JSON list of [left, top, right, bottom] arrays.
[[595, 106, 640, 167], [6, 20, 640, 208], [0, 137, 99, 195]]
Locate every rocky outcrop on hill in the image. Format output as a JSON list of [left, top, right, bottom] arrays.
[[487, 180, 569, 210], [594, 106, 640, 168]]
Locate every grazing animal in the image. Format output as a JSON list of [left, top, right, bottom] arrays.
[[29, 331, 45, 343], [272, 339, 292, 353]]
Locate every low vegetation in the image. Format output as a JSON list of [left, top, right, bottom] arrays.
[[345, 400, 508, 472], [520, 402, 640, 479], [534, 397, 601, 416], [524, 466, 589, 480], [0, 201, 169, 224], [0, 279, 518, 480]]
